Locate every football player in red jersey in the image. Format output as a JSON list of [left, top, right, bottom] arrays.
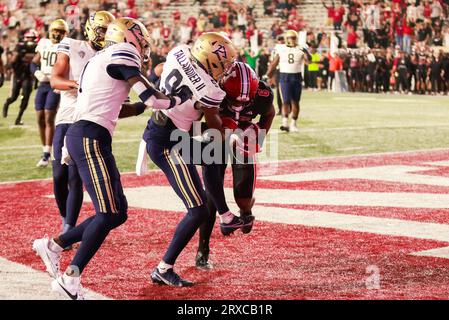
[[196, 62, 276, 269]]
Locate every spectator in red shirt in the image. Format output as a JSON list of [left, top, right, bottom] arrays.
[[347, 26, 358, 48], [322, 1, 335, 27], [403, 19, 413, 54], [333, 4, 345, 30], [423, 1, 431, 19]]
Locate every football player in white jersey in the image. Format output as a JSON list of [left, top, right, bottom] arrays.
[[31, 19, 69, 167], [47, 11, 115, 240], [33, 17, 191, 300], [266, 30, 311, 133], [140, 32, 246, 286]]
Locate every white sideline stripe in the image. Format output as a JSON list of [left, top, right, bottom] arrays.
[[259, 165, 449, 187], [0, 257, 111, 300]]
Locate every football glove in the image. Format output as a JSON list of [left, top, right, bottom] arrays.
[[34, 70, 47, 82]]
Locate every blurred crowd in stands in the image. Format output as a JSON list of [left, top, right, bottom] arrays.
[[0, 0, 448, 94]]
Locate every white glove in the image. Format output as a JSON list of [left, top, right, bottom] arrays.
[[135, 139, 148, 176], [34, 70, 47, 82], [61, 140, 71, 165]]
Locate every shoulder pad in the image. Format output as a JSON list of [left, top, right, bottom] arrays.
[[57, 37, 71, 55], [110, 43, 141, 69]]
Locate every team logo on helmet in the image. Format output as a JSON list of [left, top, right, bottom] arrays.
[[212, 44, 228, 60]]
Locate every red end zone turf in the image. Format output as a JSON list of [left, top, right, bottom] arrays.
[[2, 149, 449, 299]]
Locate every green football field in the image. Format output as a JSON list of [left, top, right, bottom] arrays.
[[1, 82, 449, 182]]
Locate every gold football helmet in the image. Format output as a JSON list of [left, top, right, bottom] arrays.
[[285, 29, 298, 48], [85, 11, 115, 50], [105, 17, 151, 61], [191, 32, 237, 82], [49, 19, 69, 44]]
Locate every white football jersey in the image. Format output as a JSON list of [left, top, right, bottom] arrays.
[[160, 45, 226, 132], [55, 37, 96, 125], [75, 43, 142, 137], [277, 44, 306, 74], [36, 38, 58, 82]]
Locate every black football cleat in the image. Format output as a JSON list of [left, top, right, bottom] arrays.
[[220, 215, 246, 236], [280, 125, 290, 132], [195, 250, 213, 270], [240, 213, 255, 234], [151, 268, 194, 287]]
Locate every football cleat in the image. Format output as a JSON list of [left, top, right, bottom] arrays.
[[151, 268, 194, 287], [220, 214, 246, 236], [240, 213, 255, 234], [289, 124, 299, 133], [32, 237, 61, 278], [195, 250, 213, 270], [280, 125, 290, 133], [51, 274, 84, 300], [36, 157, 49, 168]]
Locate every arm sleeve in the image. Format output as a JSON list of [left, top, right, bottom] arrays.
[[130, 75, 179, 110]]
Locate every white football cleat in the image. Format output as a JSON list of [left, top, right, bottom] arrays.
[[32, 237, 61, 278], [51, 274, 85, 300], [289, 124, 299, 133], [36, 158, 49, 168]]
